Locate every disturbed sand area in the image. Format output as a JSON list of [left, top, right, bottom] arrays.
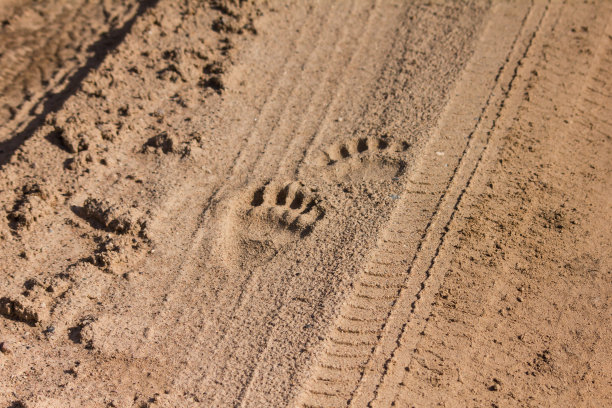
[[0, 0, 610, 407]]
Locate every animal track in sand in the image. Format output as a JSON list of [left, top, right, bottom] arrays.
[[249, 181, 326, 237], [315, 136, 407, 183], [220, 181, 326, 268]]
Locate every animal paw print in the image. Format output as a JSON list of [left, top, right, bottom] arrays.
[[249, 181, 325, 237], [315, 136, 405, 182], [218, 180, 327, 269], [322, 136, 390, 165]]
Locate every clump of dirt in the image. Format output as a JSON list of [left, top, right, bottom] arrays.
[[143, 132, 176, 154], [75, 197, 151, 273], [210, 0, 259, 35], [7, 180, 54, 230], [68, 315, 96, 349], [85, 236, 130, 273], [79, 197, 139, 235], [0, 272, 74, 327], [0, 296, 43, 326]]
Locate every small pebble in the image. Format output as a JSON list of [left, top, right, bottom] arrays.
[[488, 378, 502, 391], [0, 341, 11, 354]]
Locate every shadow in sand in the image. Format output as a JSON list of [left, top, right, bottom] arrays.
[[0, 0, 159, 168]]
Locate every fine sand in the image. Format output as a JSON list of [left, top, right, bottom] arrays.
[[0, 1, 610, 407]]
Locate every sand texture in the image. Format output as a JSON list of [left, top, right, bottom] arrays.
[[0, 1, 610, 407]]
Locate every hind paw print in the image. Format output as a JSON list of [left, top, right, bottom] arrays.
[[313, 136, 406, 182], [249, 181, 325, 236], [323, 136, 390, 165]]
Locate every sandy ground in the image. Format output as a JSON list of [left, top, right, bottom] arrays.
[[0, 1, 610, 407]]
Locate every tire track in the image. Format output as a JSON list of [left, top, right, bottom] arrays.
[[191, 2, 413, 404], [139, 3, 389, 404], [276, 0, 387, 178], [394, 7, 612, 405], [194, 4, 487, 404], [368, 3, 563, 406], [228, 1, 350, 183], [130, 1, 340, 353], [293, 3, 547, 407], [234, 0, 389, 404], [291, 0, 414, 176], [359, 4, 554, 406]]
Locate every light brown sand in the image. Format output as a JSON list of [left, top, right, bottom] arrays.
[[0, 1, 610, 407]]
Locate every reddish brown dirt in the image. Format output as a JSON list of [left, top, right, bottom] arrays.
[[0, 1, 610, 407]]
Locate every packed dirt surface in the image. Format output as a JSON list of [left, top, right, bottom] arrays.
[[0, 1, 610, 407]]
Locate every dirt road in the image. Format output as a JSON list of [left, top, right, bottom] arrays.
[[0, 1, 610, 407]]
